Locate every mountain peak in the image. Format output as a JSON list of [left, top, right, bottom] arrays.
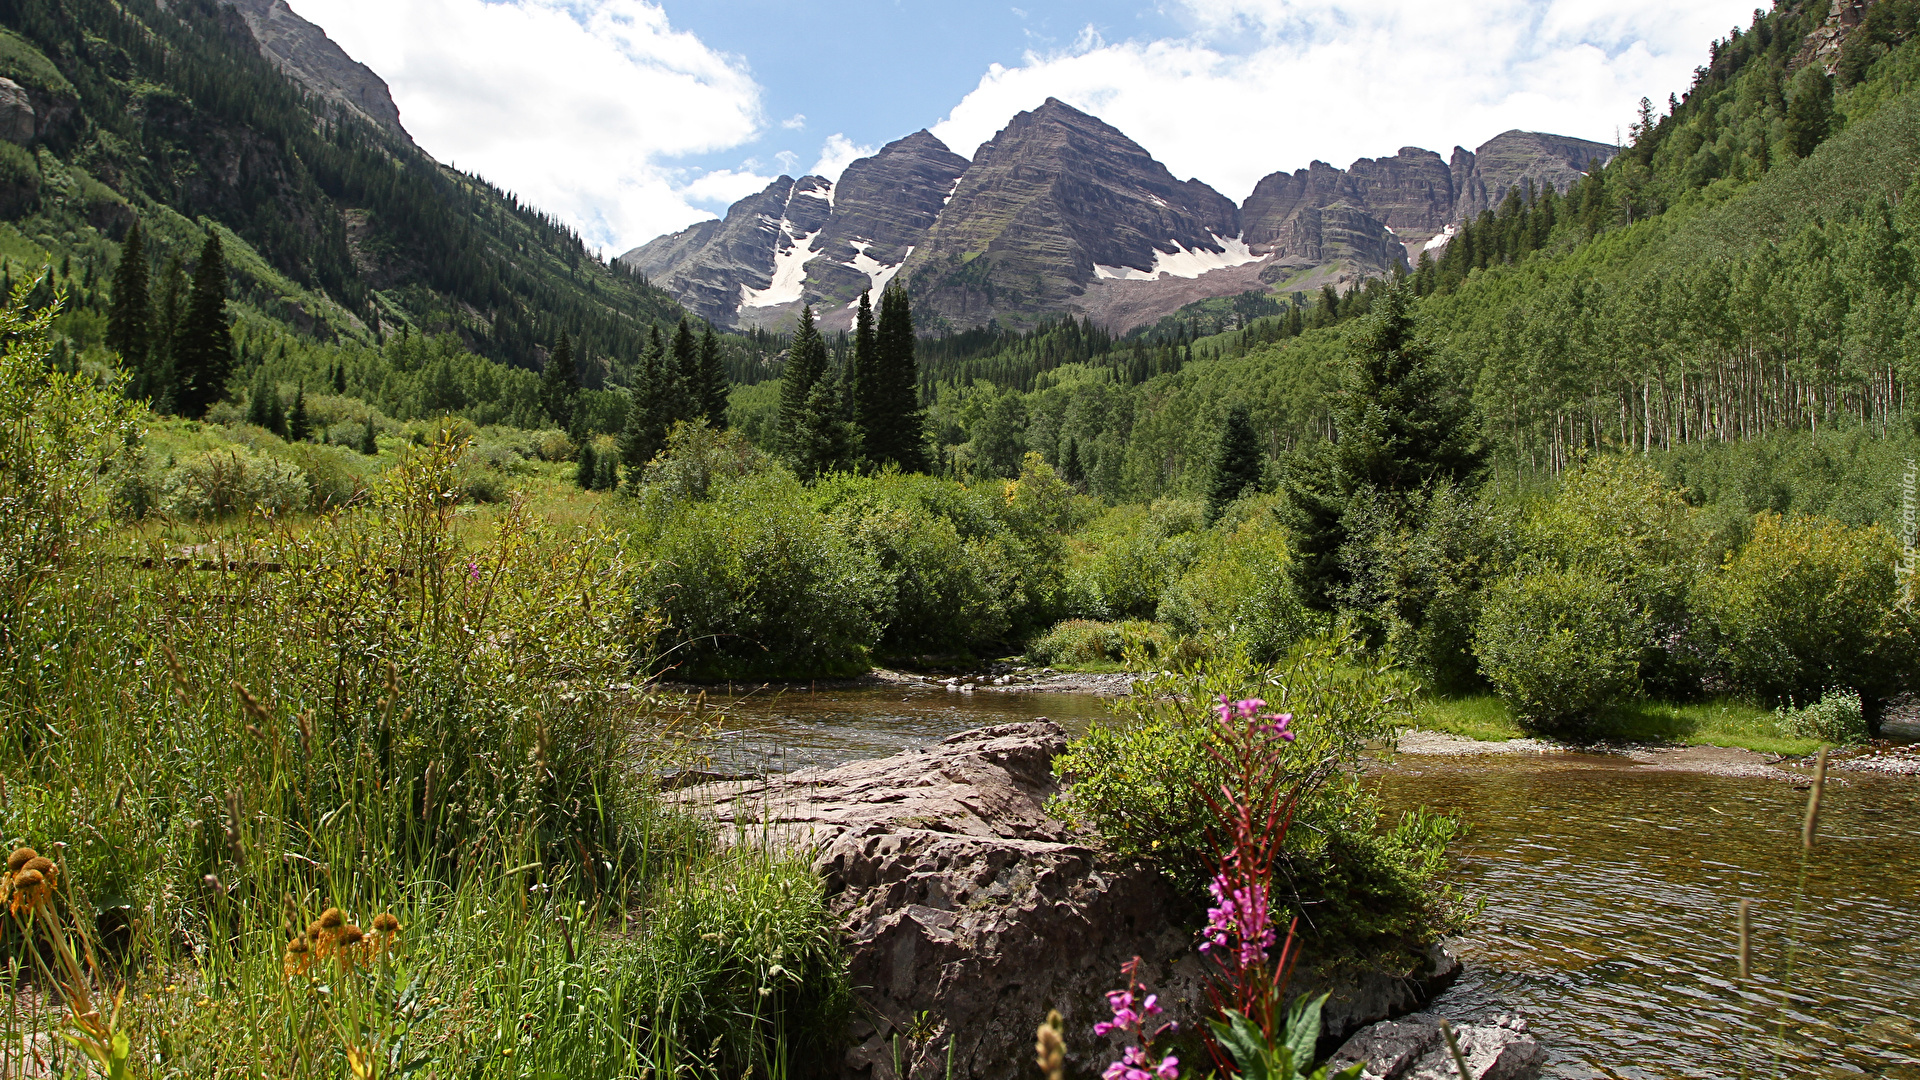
[[222, 0, 415, 149]]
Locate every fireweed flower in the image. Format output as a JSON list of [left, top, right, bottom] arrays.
[[1097, 958, 1179, 1079]]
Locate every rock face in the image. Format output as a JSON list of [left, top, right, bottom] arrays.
[[221, 0, 415, 149], [901, 98, 1248, 331], [1330, 1012, 1543, 1080], [678, 722, 1460, 1080], [621, 103, 1615, 333], [622, 132, 967, 331], [0, 78, 34, 144]]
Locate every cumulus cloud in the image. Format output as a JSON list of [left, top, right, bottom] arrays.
[[811, 134, 878, 182], [781, 113, 808, 130], [284, 0, 767, 251], [930, 0, 1759, 202]]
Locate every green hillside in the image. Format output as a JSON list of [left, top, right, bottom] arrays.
[[0, 0, 687, 383]]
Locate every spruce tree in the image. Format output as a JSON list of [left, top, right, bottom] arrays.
[[1205, 404, 1263, 523], [358, 415, 379, 456], [1784, 65, 1835, 159], [669, 318, 698, 420], [105, 221, 151, 391], [333, 361, 347, 394], [794, 360, 859, 480], [168, 234, 235, 419], [1061, 436, 1084, 489], [777, 306, 827, 464], [246, 368, 272, 428], [850, 291, 882, 452], [576, 440, 598, 490], [865, 286, 927, 472], [287, 382, 310, 442], [695, 324, 729, 428], [620, 326, 671, 483], [541, 332, 580, 428]]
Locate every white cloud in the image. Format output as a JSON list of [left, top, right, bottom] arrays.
[[930, 0, 1760, 202], [283, 0, 766, 251], [811, 134, 877, 182], [781, 113, 808, 130]]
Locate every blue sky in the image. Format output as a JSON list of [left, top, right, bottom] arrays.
[[286, 0, 1764, 254]]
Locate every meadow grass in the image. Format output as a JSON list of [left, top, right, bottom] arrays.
[[1413, 694, 1822, 756], [2, 394, 850, 1077]]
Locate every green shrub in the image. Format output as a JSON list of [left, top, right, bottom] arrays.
[[1777, 687, 1868, 745], [1474, 565, 1652, 735], [635, 419, 770, 504], [1027, 618, 1178, 666], [281, 440, 371, 509], [638, 470, 888, 679], [1157, 512, 1320, 662], [160, 446, 311, 519], [1068, 499, 1206, 620], [1050, 640, 1461, 965], [1694, 513, 1911, 713]]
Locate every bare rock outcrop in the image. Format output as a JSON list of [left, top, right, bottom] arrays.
[[1330, 1012, 1543, 1080], [678, 721, 1460, 1079], [0, 78, 34, 144]]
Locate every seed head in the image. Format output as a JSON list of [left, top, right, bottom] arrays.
[[372, 912, 400, 934], [317, 907, 345, 930], [7, 848, 36, 874], [286, 936, 309, 955], [12, 868, 45, 907], [339, 925, 365, 947], [23, 856, 52, 877]]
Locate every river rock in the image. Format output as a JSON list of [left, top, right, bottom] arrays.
[[678, 721, 1459, 1079], [1329, 1012, 1542, 1080]]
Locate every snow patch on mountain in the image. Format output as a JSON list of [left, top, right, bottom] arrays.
[[742, 228, 822, 309], [844, 240, 913, 303], [1094, 234, 1265, 281]]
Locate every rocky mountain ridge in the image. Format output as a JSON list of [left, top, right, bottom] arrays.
[[621, 99, 1615, 335], [220, 0, 415, 150]]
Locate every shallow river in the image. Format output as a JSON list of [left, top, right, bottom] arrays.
[[706, 688, 1920, 1079]]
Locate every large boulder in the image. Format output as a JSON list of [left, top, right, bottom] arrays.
[[1330, 1012, 1543, 1080], [0, 78, 35, 144], [679, 721, 1459, 1079]]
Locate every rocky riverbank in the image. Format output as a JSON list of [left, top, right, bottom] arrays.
[[674, 721, 1537, 1079]]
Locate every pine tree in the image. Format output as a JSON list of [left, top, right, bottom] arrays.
[[621, 326, 671, 483], [793, 360, 859, 480], [541, 332, 580, 428], [1205, 404, 1263, 523], [246, 368, 272, 428], [778, 306, 827, 463], [333, 361, 347, 394], [358, 415, 379, 456], [695, 324, 729, 428], [168, 234, 235, 419], [287, 382, 310, 442], [105, 221, 151, 392]]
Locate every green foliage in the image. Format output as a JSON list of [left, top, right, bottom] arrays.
[[541, 331, 580, 429], [1069, 499, 1207, 620], [1783, 64, 1836, 160], [636, 469, 888, 679], [1156, 505, 1322, 663], [1474, 565, 1653, 734], [1209, 994, 1365, 1080], [1694, 512, 1911, 712], [166, 231, 234, 418], [634, 419, 769, 505], [1776, 686, 1869, 745], [104, 219, 148, 377], [1027, 619, 1179, 667], [1051, 642, 1463, 964]]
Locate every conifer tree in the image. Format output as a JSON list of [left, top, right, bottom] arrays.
[[1061, 436, 1084, 490], [778, 306, 827, 464], [669, 318, 698, 420], [1205, 404, 1264, 524], [333, 361, 347, 394], [168, 234, 235, 419], [695, 324, 729, 428], [621, 326, 671, 483], [287, 382, 310, 442], [358, 415, 379, 456], [106, 221, 151, 391], [865, 286, 927, 472], [576, 440, 598, 490], [541, 332, 580, 428], [1784, 65, 1835, 159], [793, 360, 859, 480], [850, 291, 882, 451]]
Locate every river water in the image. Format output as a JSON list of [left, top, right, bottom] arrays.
[[705, 688, 1920, 1079]]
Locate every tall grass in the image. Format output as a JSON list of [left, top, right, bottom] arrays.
[[0, 294, 849, 1077]]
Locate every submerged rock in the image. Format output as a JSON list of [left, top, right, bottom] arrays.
[[678, 721, 1459, 1079], [1329, 1012, 1543, 1080]]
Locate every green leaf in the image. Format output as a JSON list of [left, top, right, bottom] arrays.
[[1285, 992, 1333, 1074]]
